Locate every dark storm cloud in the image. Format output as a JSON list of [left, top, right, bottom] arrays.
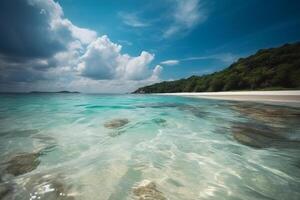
[[0, 0, 77, 87], [0, 0, 66, 60], [0, 68, 45, 83], [0, 55, 52, 84]]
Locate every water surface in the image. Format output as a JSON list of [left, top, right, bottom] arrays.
[[0, 94, 300, 200]]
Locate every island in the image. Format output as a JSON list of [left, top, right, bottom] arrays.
[[29, 91, 80, 94]]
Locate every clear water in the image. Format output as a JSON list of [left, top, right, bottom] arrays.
[[0, 94, 300, 200]]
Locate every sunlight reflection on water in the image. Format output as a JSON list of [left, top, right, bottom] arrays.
[[0, 94, 300, 200]]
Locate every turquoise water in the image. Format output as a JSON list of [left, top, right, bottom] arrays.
[[0, 94, 300, 200]]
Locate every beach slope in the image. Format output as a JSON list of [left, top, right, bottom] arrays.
[[157, 90, 300, 105]]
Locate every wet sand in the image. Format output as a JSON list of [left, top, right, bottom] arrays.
[[157, 91, 300, 106]]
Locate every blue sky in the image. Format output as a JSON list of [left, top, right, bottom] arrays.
[[0, 0, 300, 92], [58, 0, 300, 79]]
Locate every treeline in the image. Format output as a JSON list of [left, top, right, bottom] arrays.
[[134, 42, 300, 93]]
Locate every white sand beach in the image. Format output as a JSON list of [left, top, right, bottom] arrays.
[[157, 90, 300, 105]]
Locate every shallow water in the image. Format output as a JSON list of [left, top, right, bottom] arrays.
[[0, 93, 300, 200]]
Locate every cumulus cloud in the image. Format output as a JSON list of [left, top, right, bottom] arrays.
[[160, 60, 180, 66], [0, 0, 65, 60], [0, 0, 97, 70], [0, 0, 161, 92], [150, 65, 163, 82], [77, 35, 156, 80], [29, 0, 97, 45], [57, 19, 97, 45], [164, 0, 207, 38]]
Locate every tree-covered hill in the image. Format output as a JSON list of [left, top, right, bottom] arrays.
[[134, 42, 300, 93]]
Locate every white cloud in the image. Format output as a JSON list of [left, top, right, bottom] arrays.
[[159, 53, 238, 69], [38, 1, 158, 83], [119, 12, 150, 28], [150, 65, 163, 82], [160, 60, 180, 66], [122, 51, 155, 80], [65, 77, 162, 94], [0, 0, 161, 93], [183, 53, 238, 64], [61, 19, 97, 44], [117, 40, 133, 46], [28, 0, 63, 19], [77, 36, 121, 80], [164, 0, 207, 38], [5, 72, 163, 93], [153, 65, 163, 76], [30, 0, 97, 45], [77, 35, 157, 81], [174, 0, 203, 27]]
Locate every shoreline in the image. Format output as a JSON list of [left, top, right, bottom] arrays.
[[155, 90, 300, 106]]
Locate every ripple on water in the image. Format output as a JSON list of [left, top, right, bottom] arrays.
[[1, 94, 300, 199], [0, 129, 39, 138], [16, 174, 76, 200]]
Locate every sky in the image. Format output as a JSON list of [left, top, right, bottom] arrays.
[[0, 0, 300, 93]]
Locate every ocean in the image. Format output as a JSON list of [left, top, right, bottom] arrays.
[[0, 93, 300, 200]]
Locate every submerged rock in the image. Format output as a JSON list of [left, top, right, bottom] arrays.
[[108, 130, 125, 137], [231, 104, 300, 128], [104, 118, 129, 129], [133, 180, 167, 200], [152, 118, 167, 126], [232, 127, 270, 148], [231, 123, 300, 149], [6, 152, 40, 176], [0, 173, 15, 200], [0, 183, 12, 200], [178, 105, 207, 118], [231, 104, 300, 149], [138, 103, 208, 118]]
